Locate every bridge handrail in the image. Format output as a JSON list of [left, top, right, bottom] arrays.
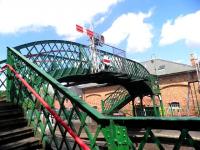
[[0, 64, 90, 150], [7, 49, 200, 128], [96, 48, 150, 78], [13, 40, 151, 79], [3, 46, 200, 149], [102, 86, 129, 113], [8, 47, 105, 120]]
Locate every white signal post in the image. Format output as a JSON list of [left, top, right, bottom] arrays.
[[76, 24, 104, 73]]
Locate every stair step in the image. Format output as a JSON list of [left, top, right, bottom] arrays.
[[0, 127, 34, 145], [0, 107, 22, 113], [0, 108, 23, 119], [0, 99, 6, 102], [117, 77, 129, 80], [113, 73, 128, 77], [0, 101, 43, 149], [0, 117, 27, 131], [0, 137, 42, 150], [0, 100, 7, 104], [0, 102, 20, 110]]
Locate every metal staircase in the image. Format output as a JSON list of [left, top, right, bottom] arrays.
[[102, 86, 132, 115], [0, 100, 42, 150], [0, 40, 200, 149]]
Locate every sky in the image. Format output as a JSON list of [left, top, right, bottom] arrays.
[[0, 0, 200, 65]]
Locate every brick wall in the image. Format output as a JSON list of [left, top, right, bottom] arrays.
[[81, 71, 200, 116], [159, 71, 200, 116], [82, 85, 120, 112]]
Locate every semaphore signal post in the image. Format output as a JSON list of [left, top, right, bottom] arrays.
[[76, 24, 104, 73]]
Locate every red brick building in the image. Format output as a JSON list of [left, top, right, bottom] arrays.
[[142, 58, 200, 116], [56, 56, 200, 117]]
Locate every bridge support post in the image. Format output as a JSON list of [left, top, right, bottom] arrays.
[[138, 128, 164, 150], [158, 94, 165, 116], [102, 120, 134, 150], [151, 95, 160, 117], [132, 100, 136, 116], [101, 100, 105, 113], [6, 50, 14, 102]]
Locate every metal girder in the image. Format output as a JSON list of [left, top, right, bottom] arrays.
[[13, 40, 157, 93], [9, 40, 163, 117], [0, 46, 199, 149], [102, 120, 134, 150]]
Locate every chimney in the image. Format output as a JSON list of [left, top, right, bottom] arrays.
[[190, 53, 197, 67]]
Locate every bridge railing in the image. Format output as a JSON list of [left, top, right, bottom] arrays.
[[13, 40, 158, 97], [97, 48, 150, 79], [102, 86, 131, 115], [1, 47, 200, 149], [96, 48, 159, 96], [9, 40, 161, 119], [6, 47, 107, 149], [0, 60, 7, 99], [1, 64, 89, 150], [14, 40, 92, 75], [13, 40, 151, 81]]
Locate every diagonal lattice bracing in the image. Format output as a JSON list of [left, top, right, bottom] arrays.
[[6, 47, 107, 149], [102, 86, 131, 115], [0, 45, 200, 149], [12, 40, 160, 117], [13, 40, 153, 87]]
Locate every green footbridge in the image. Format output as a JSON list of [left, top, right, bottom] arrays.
[[0, 40, 200, 150]]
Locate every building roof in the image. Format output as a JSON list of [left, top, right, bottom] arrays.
[[77, 83, 107, 89], [141, 59, 196, 76]]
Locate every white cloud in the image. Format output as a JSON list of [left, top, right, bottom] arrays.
[[0, 0, 121, 40], [160, 10, 200, 48], [94, 17, 106, 26], [102, 11, 153, 52]]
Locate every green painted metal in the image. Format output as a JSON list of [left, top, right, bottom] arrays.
[[0, 40, 199, 149], [102, 120, 134, 150], [102, 86, 162, 117], [6, 50, 14, 102], [13, 40, 156, 93], [102, 86, 131, 115], [6, 47, 104, 149], [0, 62, 6, 99], [173, 129, 200, 150], [12, 40, 164, 117], [158, 95, 165, 116], [151, 95, 160, 117], [138, 128, 164, 150]]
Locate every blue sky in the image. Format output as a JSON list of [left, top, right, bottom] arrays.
[[0, 0, 200, 65]]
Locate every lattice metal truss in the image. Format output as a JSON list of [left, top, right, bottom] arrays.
[[14, 40, 155, 92], [0, 44, 199, 150], [13, 40, 163, 117]]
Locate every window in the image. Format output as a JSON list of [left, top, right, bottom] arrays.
[[158, 65, 165, 70]]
